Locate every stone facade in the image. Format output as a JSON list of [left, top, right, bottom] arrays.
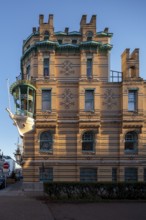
[[9, 14, 146, 190]]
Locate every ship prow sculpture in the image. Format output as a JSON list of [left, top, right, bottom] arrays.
[[6, 108, 35, 138], [6, 79, 36, 137]]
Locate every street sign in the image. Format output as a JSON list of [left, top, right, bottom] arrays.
[[3, 162, 9, 169]]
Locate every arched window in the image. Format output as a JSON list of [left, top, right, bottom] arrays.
[[125, 131, 138, 153], [44, 31, 50, 40], [40, 131, 53, 152], [82, 131, 94, 151], [86, 31, 93, 41]]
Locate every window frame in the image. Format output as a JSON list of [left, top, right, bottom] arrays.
[[80, 168, 97, 182], [86, 31, 93, 41], [125, 167, 138, 182], [86, 58, 93, 78], [42, 89, 51, 112], [124, 131, 138, 154], [26, 64, 30, 80], [82, 131, 95, 152], [128, 89, 138, 112], [72, 39, 77, 44], [144, 168, 146, 182], [39, 130, 53, 152], [44, 31, 50, 40], [112, 168, 117, 182], [43, 58, 50, 77], [85, 89, 94, 111], [39, 167, 53, 182]]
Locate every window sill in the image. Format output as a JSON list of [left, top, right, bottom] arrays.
[[125, 150, 138, 154], [40, 150, 53, 154], [82, 151, 95, 155], [84, 110, 94, 113]]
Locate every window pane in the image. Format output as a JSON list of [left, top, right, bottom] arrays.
[[112, 168, 117, 182], [40, 131, 53, 151], [125, 132, 138, 153], [42, 90, 51, 111], [82, 131, 94, 151], [125, 168, 138, 182], [44, 58, 49, 77], [80, 168, 97, 182], [128, 90, 137, 111], [85, 90, 94, 111], [40, 167, 53, 182], [26, 65, 30, 80], [87, 59, 92, 78], [144, 168, 146, 182]]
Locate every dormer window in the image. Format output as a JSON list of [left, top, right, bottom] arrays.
[[44, 31, 50, 40], [87, 31, 93, 41]]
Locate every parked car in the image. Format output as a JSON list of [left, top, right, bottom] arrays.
[[0, 175, 6, 189]]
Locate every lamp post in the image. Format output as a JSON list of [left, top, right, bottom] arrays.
[[14, 147, 22, 164], [0, 149, 3, 160]]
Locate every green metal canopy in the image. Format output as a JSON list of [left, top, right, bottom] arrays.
[[10, 80, 36, 94]]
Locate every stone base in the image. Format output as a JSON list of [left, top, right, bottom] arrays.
[[22, 182, 44, 192]]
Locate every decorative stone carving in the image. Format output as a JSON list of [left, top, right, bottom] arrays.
[[60, 88, 75, 109], [60, 60, 75, 76], [102, 88, 118, 109]]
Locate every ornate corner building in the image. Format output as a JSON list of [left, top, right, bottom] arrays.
[[8, 14, 146, 191]]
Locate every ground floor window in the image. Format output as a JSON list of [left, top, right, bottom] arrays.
[[39, 167, 53, 182], [80, 168, 97, 182], [112, 168, 117, 182], [125, 168, 138, 182], [144, 168, 146, 182]]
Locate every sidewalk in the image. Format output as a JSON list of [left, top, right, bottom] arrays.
[[0, 181, 54, 220], [0, 181, 146, 220]]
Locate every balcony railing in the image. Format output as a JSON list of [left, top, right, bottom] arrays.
[[110, 70, 122, 82]]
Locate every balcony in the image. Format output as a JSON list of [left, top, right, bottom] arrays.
[[110, 70, 122, 82]]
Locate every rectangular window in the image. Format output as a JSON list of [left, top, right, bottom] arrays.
[[144, 168, 146, 182], [85, 90, 94, 111], [128, 90, 137, 111], [80, 168, 97, 182], [40, 167, 53, 182], [26, 65, 30, 80], [125, 168, 138, 182], [87, 58, 92, 78], [112, 168, 117, 182], [44, 58, 49, 77], [42, 90, 51, 111]]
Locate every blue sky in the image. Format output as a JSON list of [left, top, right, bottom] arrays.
[[0, 0, 146, 158]]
